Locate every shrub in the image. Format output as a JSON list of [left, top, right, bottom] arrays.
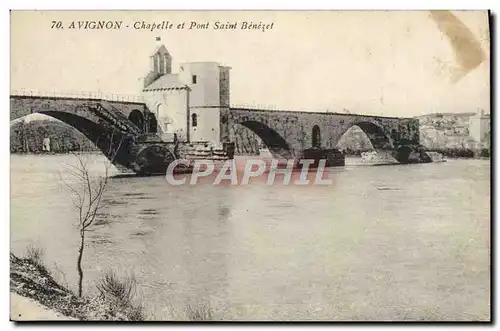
[[480, 148, 490, 158], [24, 244, 45, 269], [185, 302, 213, 321], [97, 270, 136, 303], [96, 270, 145, 321]]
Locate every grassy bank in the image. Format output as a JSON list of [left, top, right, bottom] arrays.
[[10, 248, 216, 321], [10, 252, 145, 321]]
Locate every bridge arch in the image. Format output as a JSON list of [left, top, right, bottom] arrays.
[[132, 143, 176, 175], [128, 109, 145, 132], [10, 104, 134, 169], [146, 112, 158, 133], [36, 110, 133, 165], [339, 120, 394, 150], [238, 120, 291, 156]]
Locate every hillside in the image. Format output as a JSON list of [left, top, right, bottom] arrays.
[[416, 112, 485, 149], [10, 119, 98, 153]]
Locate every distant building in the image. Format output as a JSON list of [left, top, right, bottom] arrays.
[[468, 109, 490, 148], [141, 38, 231, 148]]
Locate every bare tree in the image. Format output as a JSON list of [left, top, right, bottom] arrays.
[[61, 131, 123, 297]]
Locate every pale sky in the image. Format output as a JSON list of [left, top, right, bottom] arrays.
[[10, 10, 490, 117]]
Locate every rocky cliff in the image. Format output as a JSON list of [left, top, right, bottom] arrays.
[[416, 112, 490, 150]]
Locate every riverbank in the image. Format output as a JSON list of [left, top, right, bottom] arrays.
[[11, 293, 76, 321], [10, 253, 145, 321]]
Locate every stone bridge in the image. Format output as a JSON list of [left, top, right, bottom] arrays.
[[10, 94, 174, 174], [10, 93, 424, 173], [221, 108, 421, 158]]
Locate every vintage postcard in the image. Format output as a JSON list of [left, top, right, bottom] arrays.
[[9, 10, 491, 322]]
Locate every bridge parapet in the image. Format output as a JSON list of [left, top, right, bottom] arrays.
[[11, 89, 144, 103]]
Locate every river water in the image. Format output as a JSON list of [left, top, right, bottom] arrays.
[[10, 154, 490, 321]]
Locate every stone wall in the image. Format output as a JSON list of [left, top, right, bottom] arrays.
[[221, 108, 419, 155], [142, 89, 189, 141], [102, 100, 148, 118]]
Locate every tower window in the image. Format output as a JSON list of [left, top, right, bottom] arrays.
[[191, 113, 198, 127], [192, 75, 197, 84]]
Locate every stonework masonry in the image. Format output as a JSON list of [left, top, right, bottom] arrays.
[[10, 40, 424, 165], [221, 108, 419, 155], [11, 96, 148, 124]]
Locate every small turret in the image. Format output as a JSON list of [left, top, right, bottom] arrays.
[[150, 37, 172, 75], [143, 37, 172, 88]]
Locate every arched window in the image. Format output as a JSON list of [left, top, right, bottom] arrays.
[[191, 113, 198, 127], [147, 113, 158, 133], [312, 125, 321, 148]]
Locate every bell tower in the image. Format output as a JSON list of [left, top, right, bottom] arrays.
[[143, 37, 172, 88], [150, 37, 172, 75]]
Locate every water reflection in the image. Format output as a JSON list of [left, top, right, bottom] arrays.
[[10, 155, 490, 321]]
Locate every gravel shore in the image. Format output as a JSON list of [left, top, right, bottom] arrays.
[[11, 293, 75, 321]]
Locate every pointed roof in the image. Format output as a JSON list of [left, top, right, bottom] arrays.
[[143, 74, 189, 91], [151, 44, 170, 57]]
